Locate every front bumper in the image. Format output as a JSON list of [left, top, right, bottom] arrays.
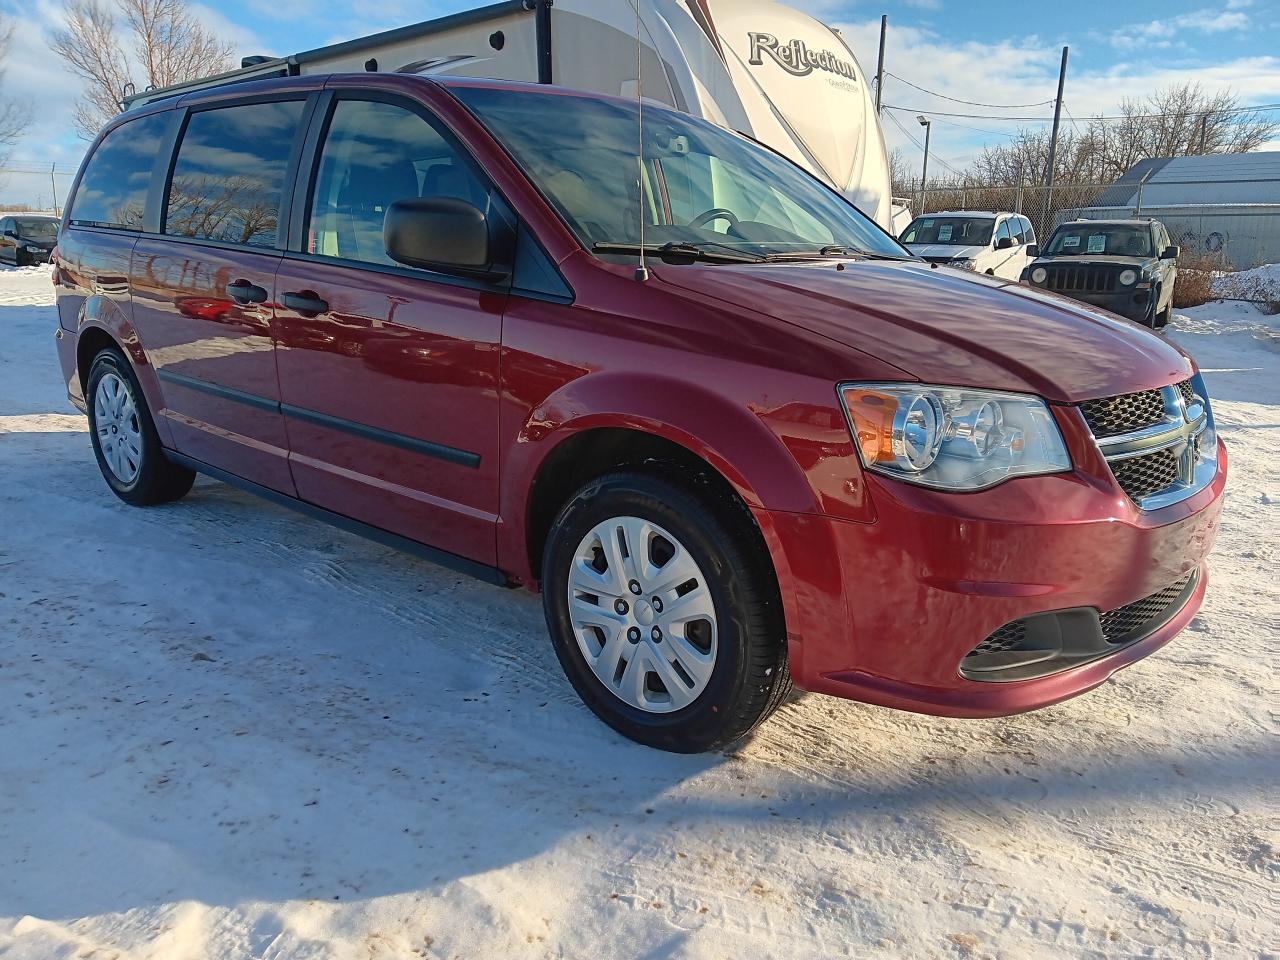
[[1039, 285, 1150, 321], [762, 433, 1227, 718]]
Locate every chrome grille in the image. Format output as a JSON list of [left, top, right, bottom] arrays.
[[1079, 378, 1216, 510], [1111, 449, 1181, 502], [1079, 389, 1166, 437], [1045, 264, 1117, 293], [1100, 575, 1194, 642]]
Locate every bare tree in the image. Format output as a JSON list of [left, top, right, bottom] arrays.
[[963, 83, 1278, 187], [0, 13, 32, 165], [50, 0, 235, 138]]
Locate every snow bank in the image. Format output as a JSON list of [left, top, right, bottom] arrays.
[[0, 263, 1275, 959]]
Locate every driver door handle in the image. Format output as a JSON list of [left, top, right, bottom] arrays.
[[225, 280, 268, 305]]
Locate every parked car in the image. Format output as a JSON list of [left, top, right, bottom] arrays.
[[899, 211, 1036, 280], [1022, 218, 1179, 328], [52, 75, 1226, 753], [0, 215, 59, 266]]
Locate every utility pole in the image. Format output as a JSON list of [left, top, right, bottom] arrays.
[[875, 15, 887, 114], [1198, 114, 1208, 154], [51, 164, 60, 216], [1043, 45, 1069, 236], [918, 115, 931, 214]]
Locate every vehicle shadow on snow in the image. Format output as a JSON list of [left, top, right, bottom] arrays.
[[0, 334, 1271, 929]]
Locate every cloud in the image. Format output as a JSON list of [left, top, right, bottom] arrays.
[[1110, 7, 1251, 50]]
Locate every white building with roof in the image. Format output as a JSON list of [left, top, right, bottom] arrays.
[[1064, 152, 1280, 269]]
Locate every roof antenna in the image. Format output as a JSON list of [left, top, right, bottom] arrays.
[[633, 0, 649, 283]]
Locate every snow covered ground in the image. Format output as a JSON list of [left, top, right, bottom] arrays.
[[0, 263, 1275, 960]]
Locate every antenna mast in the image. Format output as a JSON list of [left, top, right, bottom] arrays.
[[634, 1, 649, 282]]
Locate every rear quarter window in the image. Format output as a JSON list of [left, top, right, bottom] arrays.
[[69, 112, 172, 230]]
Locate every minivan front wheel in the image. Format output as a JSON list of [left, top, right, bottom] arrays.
[[542, 471, 790, 752], [86, 347, 195, 506]]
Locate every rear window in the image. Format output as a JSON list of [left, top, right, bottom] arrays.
[[164, 100, 306, 249], [69, 112, 172, 230]]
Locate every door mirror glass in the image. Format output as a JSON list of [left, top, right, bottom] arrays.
[[1161, 245, 1180, 260], [1025, 243, 1039, 258], [995, 236, 1013, 250], [384, 197, 513, 281]]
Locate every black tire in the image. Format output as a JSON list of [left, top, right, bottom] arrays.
[[542, 469, 791, 753], [14, 250, 28, 267], [1156, 292, 1173, 329], [86, 346, 195, 506]]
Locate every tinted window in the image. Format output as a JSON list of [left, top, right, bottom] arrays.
[[164, 100, 306, 248], [16, 218, 58, 240], [901, 216, 995, 246], [1009, 218, 1025, 243], [455, 86, 906, 260], [307, 99, 487, 267], [70, 112, 171, 230], [995, 220, 1013, 244], [1021, 217, 1036, 245], [1045, 224, 1152, 257]]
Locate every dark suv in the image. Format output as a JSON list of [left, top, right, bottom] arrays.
[[1022, 219, 1179, 328], [50, 75, 1225, 752], [0, 215, 59, 266]]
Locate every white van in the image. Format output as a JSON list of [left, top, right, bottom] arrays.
[[900, 211, 1037, 280]]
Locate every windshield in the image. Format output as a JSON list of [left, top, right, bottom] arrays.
[[900, 216, 994, 247], [15, 218, 57, 240], [1045, 224, 1152, 257], [451, 86, 907, 261]]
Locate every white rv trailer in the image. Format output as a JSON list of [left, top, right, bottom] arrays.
[[122, 0, 895, 228]]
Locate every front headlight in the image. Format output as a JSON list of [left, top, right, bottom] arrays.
[[25, 245, 43, 253], [840, 383, 1071, 491], [1119, 269, 1137, 286], [950, 258, 976, 271], [1031, 267, 1047, 284]]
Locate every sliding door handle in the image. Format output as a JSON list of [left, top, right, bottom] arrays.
[[225, 280, 268, 304], [282, 291, 329, 316]]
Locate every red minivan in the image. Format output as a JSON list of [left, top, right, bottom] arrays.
[[52, 75, 1226, 752]]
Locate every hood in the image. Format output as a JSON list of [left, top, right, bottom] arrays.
[[906, 243, 986, 261], [654, 258, 1193, 402], [1032, 254, 1156, 267]]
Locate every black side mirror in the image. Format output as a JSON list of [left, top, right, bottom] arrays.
[[1, 230, 15, 238], [1025, 244, 1039, 258], [1161, 245, 1180, 260], [383, 197, 514, 282], [996, 236, 1013, 250]]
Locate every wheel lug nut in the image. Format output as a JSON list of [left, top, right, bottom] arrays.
[[628, 580, 642, 595], [652, 597, 663, 613], [627, 627, 641, 643], [614, 599, 629, 615], [651, 627, 662, 642]]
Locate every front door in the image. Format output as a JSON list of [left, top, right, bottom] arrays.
[[130, 97, 311, 494], [273, 95, 504, 566]]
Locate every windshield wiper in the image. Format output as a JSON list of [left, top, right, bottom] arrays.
[[593, 241, 766, 265], [761, 246, 915, 263]]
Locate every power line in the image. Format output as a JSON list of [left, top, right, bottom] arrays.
[[884, 109, 966, 177], [884, 71, 1056, 109], [884, 101, 1280, 123]]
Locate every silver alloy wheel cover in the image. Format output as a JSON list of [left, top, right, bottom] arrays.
[[94, 372, 143, 485], [567, 516, 718, 713]]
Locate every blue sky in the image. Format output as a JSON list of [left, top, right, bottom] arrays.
[[3, 0, 1279, 203]]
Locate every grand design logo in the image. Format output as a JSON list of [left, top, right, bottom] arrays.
[[748, 33, 858, 81]]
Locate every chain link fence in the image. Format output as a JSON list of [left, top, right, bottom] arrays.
[[0, 163, 81, 217], [900, 181, 1113, 242]]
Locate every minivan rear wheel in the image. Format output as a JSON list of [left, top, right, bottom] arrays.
[[86, 347, 195, 506], [542, 470, 790, 752]]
